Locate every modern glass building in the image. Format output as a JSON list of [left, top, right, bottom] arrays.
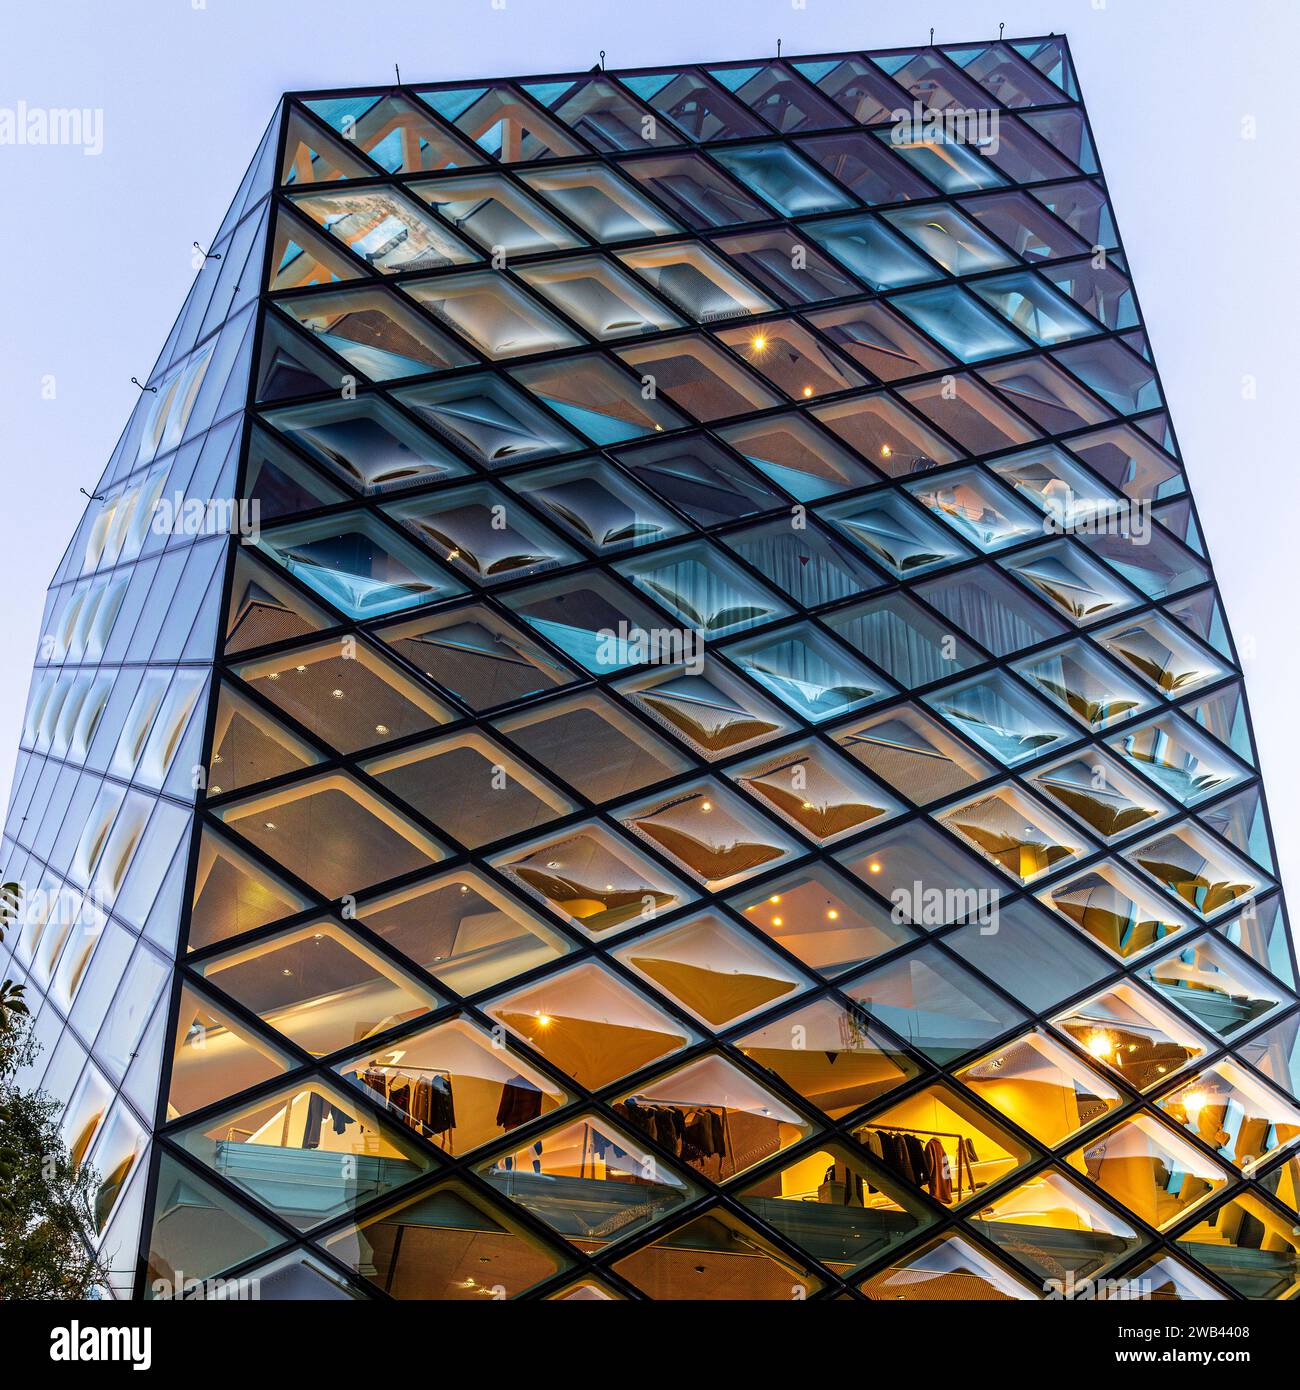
[[4, 33, 1299, 1302]]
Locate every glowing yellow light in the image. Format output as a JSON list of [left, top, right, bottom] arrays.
[[769, 894, 782, 904], [880, 444, 893, 459], [771, 916, 783, 927], [801, 386, 814, 398], [535, 1013, 552, 1028], [826, 909, 840, 921], [1181, 1090, 1208, 1111], [1086, 1031, 1113, 1059], [868, 861, 882, 874], [700, 800, 713, 812], [751, 335, 767, 351]]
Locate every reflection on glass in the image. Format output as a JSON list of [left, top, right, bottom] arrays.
[[493, 821, 696, 938], [619, 779, 802, 892], [1176, 1191, 1300, 1300], [176, 1080, 434, 1232], [968, 1169, 1145, 1284], [275, 287, 473, 380], [617, 659, 797, 760], [412, 172, 585, 256], [612, 1206, 822, 1300], [479, 1111, 699, 1250], [403, 271, 584, 360], [1052, 981, 1211, 1092], [1139, 934, 1290, 1040], [613, 909, 808, 1029], [859, 1233, 1039, 1300], [289, 186, 478, 273], [377, 602, 574, 710], [955, 1028, 1122, 1147], [197, 919, 439, 1057], [1156, 1060, 1300, 1174], [856, 1081, 1034, 1206], [255, 511, 464, 619], [484, 960, 695, 1090], [261, 395, 469, 494], [1038, 860, 1194, 961], [736, 996, 920, 1117], [356, 866, 571, 997], [1067, 1112, 1230, 1230], [845, 944, 1028, 1065], [730, 739, 903, 845], [323, 1178, 568, 1299], [739, 1142, 935, 1276], [614, 1052, 816, 1182], [337, 1013, 569, 1154], [937, 784, 1090, 885]]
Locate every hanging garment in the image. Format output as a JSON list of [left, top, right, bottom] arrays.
[[497, 1076, 543, 1129], [303, 1091, 328, 1150], [924, 1137, 953, 1203], [428, 1074, 455, 1133], [302, 1092, 352, 1149], [903, 1133, 928, 1188], [388, 1078, 412, 1118], [683, 1108, 726, 1161]]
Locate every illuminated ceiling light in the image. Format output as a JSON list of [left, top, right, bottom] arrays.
[[768, 894, 781, 904], [771, 916, 783, 927], [880, 444, 893, 459], [801, 386, 814, 398], [751, 334, 767, 351], [1086, 1031, 1112, 1059], [826, 908, 839, 920], [868, 861, 882, 874]]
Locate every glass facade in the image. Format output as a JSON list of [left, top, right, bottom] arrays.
[[2, 33, 1297, 1303]]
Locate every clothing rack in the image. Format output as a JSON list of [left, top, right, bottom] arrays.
[[864, 1124, 977, 1203], [363, 1063, 456, 1154], [612, 1099, 735, 1179]]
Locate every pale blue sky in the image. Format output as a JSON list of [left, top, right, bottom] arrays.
[[1, 0, 1297, 897]]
